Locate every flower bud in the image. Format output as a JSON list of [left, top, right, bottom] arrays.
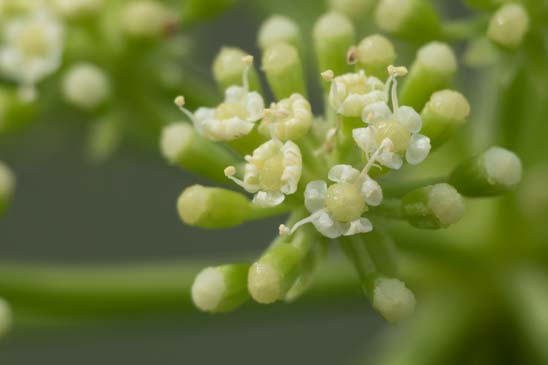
[[262, 42, 306, 100], [363, 273, 416, 323], [212, 47, 262, 92], [0, 161, 16, 216], [257, 15, 300, 50], [177, 185, 253, 228], [328, 0, 374, 20], [248, 228, 316, 304], [191, 264, 250, 313], [402, 183, 466, 229], [450, 147, 522, 197], [313, 12, 355, 77], [161, 123, 240, 182], [400, 42, 457, 111], [120, 0, 176, 39], [374, 0, 441, 41], [487, 3, 529, 49], [0, 298, 12, 338], [355, 34, 396, 80], [62, 63, 110, 110], [420, 90, 470, 149]]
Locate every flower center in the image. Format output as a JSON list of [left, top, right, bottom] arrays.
[[19, 24, 52, 59], [345, 79, 372, 96], [257, 152, 285, 191], [325, 182, 366, 222], [214, 102, 249, 120], [374, 118, 411, 153]]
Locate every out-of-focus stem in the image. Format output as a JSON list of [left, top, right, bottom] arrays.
[[0, 259, 362, 329]]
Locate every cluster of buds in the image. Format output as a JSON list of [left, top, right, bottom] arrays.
[[163, 11, 523, 323]]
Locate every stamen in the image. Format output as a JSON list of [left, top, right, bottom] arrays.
[[224, 166, 249, 190], [386, 65, 408, 111], [346, 46, 358, 65], [361, 138, 393, 177], [281, 210, 325, 236], [320, 70, 334, 82], [174, 95, 197, 123], [279, 224, 290, 235], [242, 55, 254, 92]]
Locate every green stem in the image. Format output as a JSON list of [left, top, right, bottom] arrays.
[[0, 259, 361, 328], [370, 199, 404, 220], [247, 202, 292, 220], [380, 176, 448, 198], [441, 16, 488, 42]]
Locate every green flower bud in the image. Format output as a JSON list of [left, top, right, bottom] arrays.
[[0, 298, 12, 338], [62, 63, 110, 110], [313, 12, 355, 77], [450, 147, 522, 197], [421, 90, 470, 149], [487, 3, 529, 49], [400, 42, 457, 111], [121, 0, 177, 39], [402, 183, 466, 229], [0, 161, 15, 217], [161, 123, 240, 182], [363, 273, 416, 323], [191, 264, 250, 313], [262, 42, 306, 100], [327, 0, 374, 20], [248, 228, 317, 304], [355, 34, 396, 80], [257, 15, 300, 50], [374, 0, 441, 41], [212, 47, 262, 92], [177, 185, 252, 228]]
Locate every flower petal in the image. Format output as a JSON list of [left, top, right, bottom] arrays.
[[406, 134, 431, 165], [377, 151, 403, 170], [245, 91, 265, 122], [353, 127, 377, 153], [312, 211, 348, 239], [304, 180, 327, 213], [396, 106, 422, 133], [224, 86, 247, 102], [362, 101, 391, 124], [361, 176, 383, 206], [280, 141, 302, 194], [253, 191, 285, 207], [328, 164, 360, 183], [343, 218, 373, 236]]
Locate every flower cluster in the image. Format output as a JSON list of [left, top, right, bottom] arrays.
[[162, 9, 525, 322]]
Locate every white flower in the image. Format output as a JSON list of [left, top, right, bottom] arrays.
[[259, 93, 312, 141], [175, 56, 265, 142], [193, 86, 264, 141], [326, 70, 386, 117], [225, 139, 302, 207], [0, 9, 64, 100], [285, 164, 382, 239], [352, 66, 431, 169]]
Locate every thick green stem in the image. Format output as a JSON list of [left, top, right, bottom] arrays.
[[0, 259, 361, 330]]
